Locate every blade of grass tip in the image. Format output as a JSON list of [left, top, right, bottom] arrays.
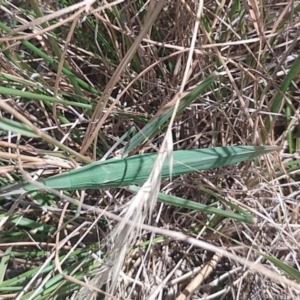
[[263, 53, 300, 139], [127, 185, 254, 223], [196, 185, 254, 222], [261, 252, 300, 281], [0, 247, 12, 284], [123, 74, 216, 156]]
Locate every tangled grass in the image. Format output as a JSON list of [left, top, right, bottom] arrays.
[[0, 0, 300, 299]]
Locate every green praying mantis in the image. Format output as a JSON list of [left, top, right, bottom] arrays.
[[0, 146, 278, 197]]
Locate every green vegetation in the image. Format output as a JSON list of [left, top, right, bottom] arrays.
[[0, 0, 299, 299]]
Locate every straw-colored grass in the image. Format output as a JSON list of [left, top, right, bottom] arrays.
[[0, 0, 300, 299]]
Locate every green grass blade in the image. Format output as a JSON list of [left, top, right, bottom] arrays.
[[0, 87, 93, 110], [0, 117, 38, 137], [196, 185, 254, 221], [0, 247, 12, 284], [0, 214, 56, 233], [0, 117, 91, 163], [0, 21, 100, 95], [123, 74, 216, 156], [29, 0, 83, 97], [263, 54, 300, 137], [261, 253, 300, 281], [0, 146, 278, 196], [128, 185, 254, 223]]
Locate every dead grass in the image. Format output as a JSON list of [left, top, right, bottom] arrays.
[[0, 0, 300, 299]]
